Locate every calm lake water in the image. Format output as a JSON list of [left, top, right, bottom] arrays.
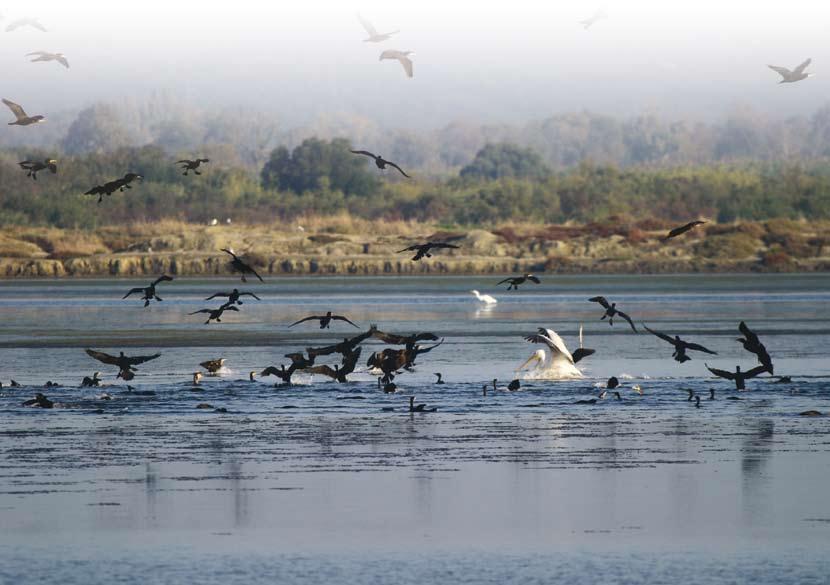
[[1, 274, 829, 584]]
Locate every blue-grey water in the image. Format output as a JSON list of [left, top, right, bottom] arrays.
[[1, 275, 829, 584]]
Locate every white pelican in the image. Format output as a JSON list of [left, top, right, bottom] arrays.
[[517, 328, 584, 379], [470, 290, 497, 304]]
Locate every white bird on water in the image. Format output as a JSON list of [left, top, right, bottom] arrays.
[[517, 328, 584, 379], [471, 290, 497, 305]]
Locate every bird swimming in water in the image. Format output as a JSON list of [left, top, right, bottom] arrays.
[[204, 289, 260, 306], [85, 349, 161, 381], [357, 13, 399, 42], [6, 17, 47, 32], [434, 372, 445, 384], [589, 296, 637, 332], [574, 398, 597, 405], [663, 220, 706, 240], [507, 379, 521, 391], [737, 321, 774, 374], [408, 396, 437, 412], [709, 388, 716, 400], [122, 275, 173, 307], [177, 158, 209, 175], [18, 159, 56, 180], [397, 242, 460, 261], [26, 51, 69, 68], [606, 376, 619, 389], [470, 290, 497, 304], [379, 50, 414, 78], [497, 274, 540, 291], [22, 393, 53, 408], [643, 324, 717, 362], [189, 303, 239, 324], [706, 363, 769, 391], [199, 358, 225, 374], [81, 372, 101, 387], [192, 372, 203, 386], [220, 248, 264, 282], [768, 58, 813, 83], [350, 150, 411, 177], [289, 311, 360, 329], [519, 327, 584, 379], [3, 98, 45, 126]]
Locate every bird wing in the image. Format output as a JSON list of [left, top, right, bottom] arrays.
[[248, 265, 264, 282], [350, 150, 376, 159], [706, 364, 735, 380], [357, 14, 378, 36], [125, 353, 161, 366], [396, 245, 419, 253], [305, 364, 339, 379], [684, 342, 717, 355], [85, 185, 104, 195], [738, 321, 760, 345], [189, 309, 212, 315], [768, 64, 792, 77], [204, 292, 230, 300], [588, 296, 610, 309], [385, 160, 411, 177], [643, 324, 676, 345], [122, 287, 145, 299], [220, 248, 238, 260], [617, 311, 638, 332], [2, 99, 27, 120], [289, 315, 320, 327], [431, 243, 460, 249], [571, 348, 596, 364], [397, 56, 413, 78], [30, 20, 47, 32], [527, 275, 541, 283], [526, 328, 574, 364], [794, 58, 812, 75], [332, 315, 360, 328], [56, 55, 69, 68], [371, 329, 407, 344], [152, 275, 173, 286], [85, 349, 120, 365], [240, 292, 261, 300], [341, 347, 362, 374], [26, 51, 49, 57], [745, 365, 771, 378]]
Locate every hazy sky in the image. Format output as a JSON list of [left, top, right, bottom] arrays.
[[1, 0, 829, 128]]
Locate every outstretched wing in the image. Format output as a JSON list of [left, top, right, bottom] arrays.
[[431, 243, 460, 250], [248, 265, 264, 282], [745, 364, 771, 379], [240, 292, 261, 300], [126, 353, 161, 366], [189, 309, 212, 315], [794, 58, 812, 75], [85, 349, 120, 365], [572, 348, 595, 364], [371, 329, 408, 344], [340, 347, 362, 375], [152, 275, 173, 286], [220, 248, 238, 260], [386, 160, 411, 177], [288, 315, 320, 328], [767, 64, 792, 78], [643, 324, 676, 345], [706, 364, 735, 380], [617, 310, 638, 332], [55, 55, 70, 68], [525, 328, 574, 364], [2, 98, 27, 120], [122, 287, 145, 299], [357, 14, 378, 37], [332, 315, 360, 328], [397, 56, 413, 78], [527, 275, 541, 284], [350, 150, 376, 159], [684, 342, 717, 355], [589, 296, 610, 309], [205, 292, 231, 300], [30, 20, 48, 32], [738, 321, 759, 345], [397, 245, 418, 253]]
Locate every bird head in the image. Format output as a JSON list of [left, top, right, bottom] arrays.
[[32, 115, 45, 123]]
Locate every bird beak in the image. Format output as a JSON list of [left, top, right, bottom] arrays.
[[518, 354, 540, 371]]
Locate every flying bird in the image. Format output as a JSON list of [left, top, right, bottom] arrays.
[[350, 150, 410, 177], [580, 7, 607, 29], [26, 51, 69, 68], [6, 17, 47, 32], [305, 347, 363, 383], [643, 324, 717, 362], [18, 159, 56, 180], [768, 58, 813, 83], [85, 349, 161, 381], [379, 50, 414, 78], [189, 303, 239, 324], [471, 290, 498, 304], [397, 242, 460, 261], [289, 311, 359, 329], [357, 14, 398, 42], [220, 248, 264, 282], [737, 321, 774, 374], [122, 275, 173, 307], [589, 296, 637, 332], [706, 364, 770, 391], [3, 98, 45, 126], [204, 289, 260, 305], [497, 274, 540, 291], [84, 173, 142, 203], [664, 220, 706, 240], [177, 158, 209, 176]]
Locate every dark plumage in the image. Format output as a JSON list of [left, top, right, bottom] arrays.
[[496, 274, 540, 291], [409, 396, 437, 412], [18, 159, 56, 180], [177, 158, 210, 175], [737, 321, 774, 374], [189, 303, 239, 324], [706, 363, 770, 391], [589, 296, 637, 332], [122, 275, 173, 307], [397, 242, 460, 261], [289, 311, 359, 329], [664, 221, 706, 240], [85, 349, 161, 381], [3, 98, 45, 126], [434, 372, 445, 384], [305, 347, 363, 383], [84, 173, 142, 204], [643, 324, 717, 362], [350, 150, 410, 177], [220, 248, 264, 282], [22, 393, 53, 408], [199, 358, 225, 374], [204, 289, 260, 305]]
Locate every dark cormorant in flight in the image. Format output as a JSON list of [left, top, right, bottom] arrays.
[[350, 150, 410, 177], [177, 158, 209, 175], [18, 159, 56, 180], [189, 303, 239, 324], [497, 274, 540, 291], [397, 242, 460, 261], [737, 321, 774, 374], [204, 289, 260, 305], [705, 363, 769, 391], [3, 98, 45, 126], [305, 347, 363, 383], [122, 275, 173, 307], [220, 248, 264, 282], [289, 311, 359, 329], [589, 296, 637, 332], [664, 221, 706, 240], [85, 349, 161, 381], [643, 324, 717, 362], [85, 173, 142, 204]]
